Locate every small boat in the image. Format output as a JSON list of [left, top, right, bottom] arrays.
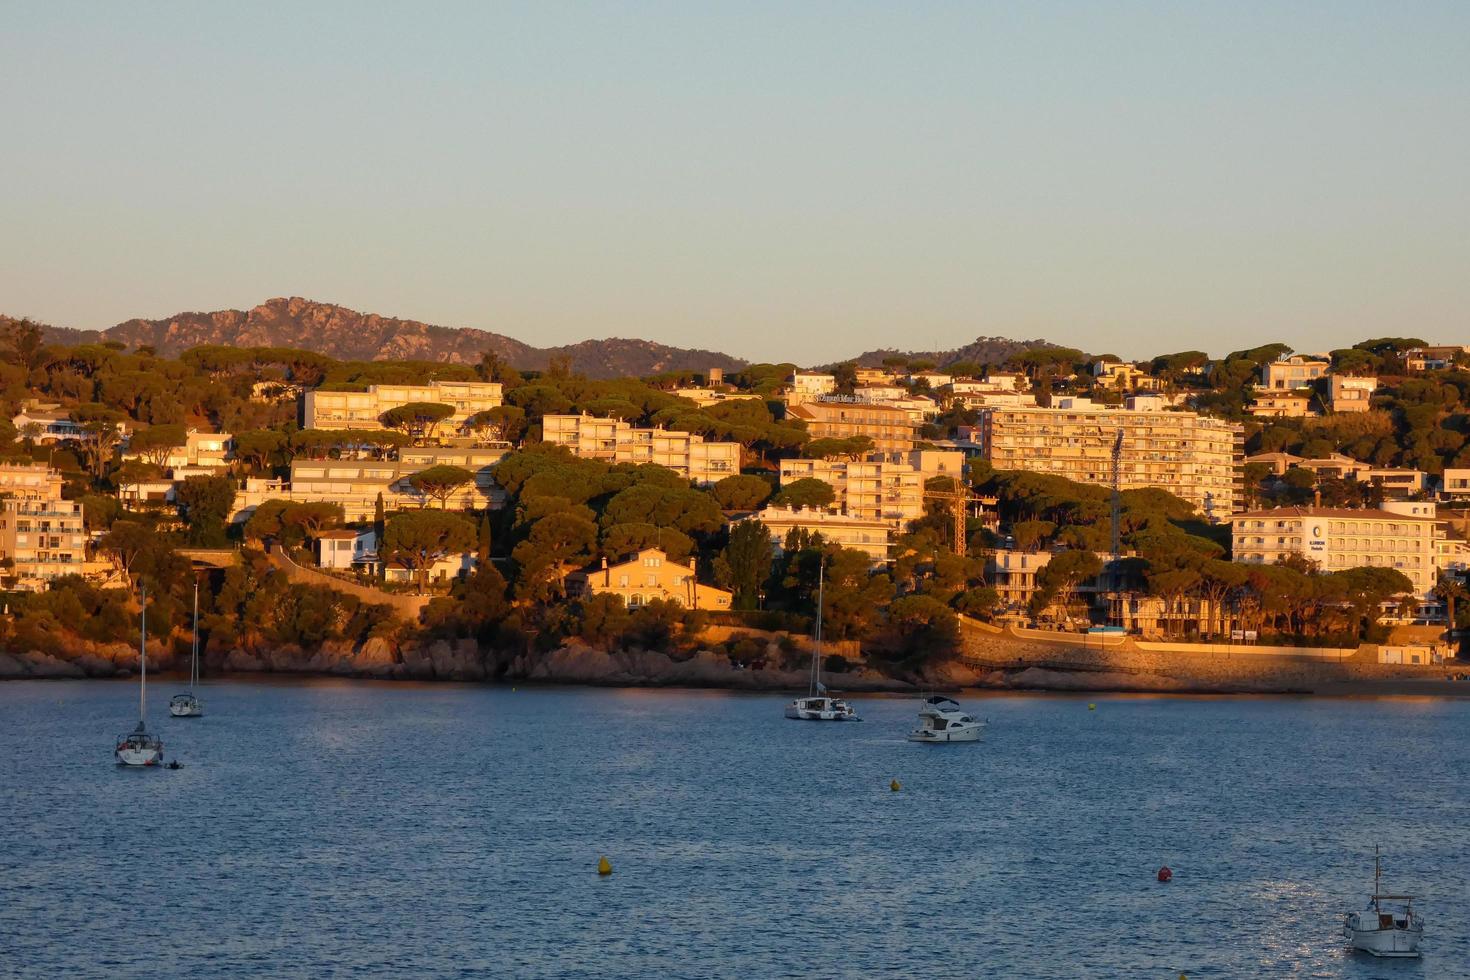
[[116, 587, 164, 767], [1342, 847, 1423, 958], [907, 696, 987, 743], [169, 581, 203, 718], [784, 559, 859, 722]]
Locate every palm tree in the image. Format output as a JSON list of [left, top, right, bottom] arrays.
[[1434, 574, 1467, 633]]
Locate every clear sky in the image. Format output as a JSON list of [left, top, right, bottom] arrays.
[[2, 2, 1466, 365]]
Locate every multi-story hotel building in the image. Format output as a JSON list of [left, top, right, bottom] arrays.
[[785, 401, 918, 459], [0, 498, 88, 590], [302, 381, 504, 433], [1230, 506, 1438, 598], [974, 398, 1243, 518], [0, 461, 64, 501], [540, 414, 739, 484]]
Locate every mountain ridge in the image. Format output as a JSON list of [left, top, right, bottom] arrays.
[[17, 297, 1054, 378]]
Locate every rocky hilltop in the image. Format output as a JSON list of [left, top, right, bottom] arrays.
[[842, 335, 1058, 369], [32, 297, 747, 380]]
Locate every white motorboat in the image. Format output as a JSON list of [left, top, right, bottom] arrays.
[[784, 559, 859, 722], [169, 581, 203, 718], [116, 588, 164, 767], [907, 696, 987, 743], [1342, 847, 1423, 958]]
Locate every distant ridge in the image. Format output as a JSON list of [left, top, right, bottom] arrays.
[[15, 297, 1055, 379], [24, 297, 747, 380], [837, 336, 1059, 370]]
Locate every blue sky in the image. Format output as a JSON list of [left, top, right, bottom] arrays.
[[2, 2, 1466, 364]]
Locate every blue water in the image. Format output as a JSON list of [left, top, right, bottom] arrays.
[[2, 680, 1467, 979]]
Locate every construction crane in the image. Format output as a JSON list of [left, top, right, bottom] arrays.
[[922, 479, 975, 557], [1110, 427, 1124, 561]]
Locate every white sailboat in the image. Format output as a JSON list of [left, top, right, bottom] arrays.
[[115, 587, 164, 767], [1342, 846, 1423, 958], [169, 581, 203, 718], [785, 560, 859, 721]]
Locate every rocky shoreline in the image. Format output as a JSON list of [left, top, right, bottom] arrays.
[[4, 633, 1465, 697]]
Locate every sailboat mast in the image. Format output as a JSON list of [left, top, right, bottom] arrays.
[[139, 585, 147, 722], [811, 560, 825, 695], [191, 580, 199, 690]]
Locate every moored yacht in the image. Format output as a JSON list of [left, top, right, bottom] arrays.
[[786, 695, 860, 721], [116, 588, 164, 767], [1343, 848, 1423, 958], [169, 581, 203, 718], [784, 559, 860, 722], [907, 696, 987, 743]]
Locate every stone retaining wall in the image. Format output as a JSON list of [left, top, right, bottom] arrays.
[[961, 624, 1461, 690], [267, 549, 429, 622]]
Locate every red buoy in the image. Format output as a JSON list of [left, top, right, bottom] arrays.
[[1157, 866, 1173, 883]]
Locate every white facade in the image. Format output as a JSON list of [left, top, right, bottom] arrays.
[[746, 506, 894, 565], [1230, 506, 1438, 598], [540, 414, 739, 484], [302, 381, 504, 433], [975, 402, 1243, 518]]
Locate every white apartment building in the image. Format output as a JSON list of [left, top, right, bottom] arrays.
[[986, 549, 1053, 611], [1248, 390, 1316, 418], [540, 414, 739, 484], [1403, 346, 1470, 372], [785, 401, 919, 459], [1442, 468, 1470, 500], [302, 381, 504, 433], [745, 506, 894, 565], [905, 372, 953, 389], [984, 372, 1030, 392], [975, 400, 1242, 518], [1260, 355, 1329, 390], [235, 448, 508, 523], [777, 450, 965, 528], [669, 387, 763, 409], [0, 462, 64, 501], [10, 406, 84, 445], [1230, 506, 1438, 598], [778, 459, 923, 527], [1328, 375, 1377, 414], [0, 498, 88, 590], [122, 428, 233, 472], [946, 387, 1038, 410], [315, 528, 379, 570], [788, 372, 837, 401]]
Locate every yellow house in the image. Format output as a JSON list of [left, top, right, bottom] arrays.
[[568, 548, 732, 610]]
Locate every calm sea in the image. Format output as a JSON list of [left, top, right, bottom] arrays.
[[2, 679, 1466, 979]]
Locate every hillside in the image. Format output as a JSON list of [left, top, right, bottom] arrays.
[[23, 297, 746, 380], [840, 336, 1059, 369]]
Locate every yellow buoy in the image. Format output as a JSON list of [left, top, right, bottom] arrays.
[[597, 856, 612, 876], [890, 779, 901, 792]]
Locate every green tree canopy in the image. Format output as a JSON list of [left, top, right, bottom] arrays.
[[383, 511, 477, 593]]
